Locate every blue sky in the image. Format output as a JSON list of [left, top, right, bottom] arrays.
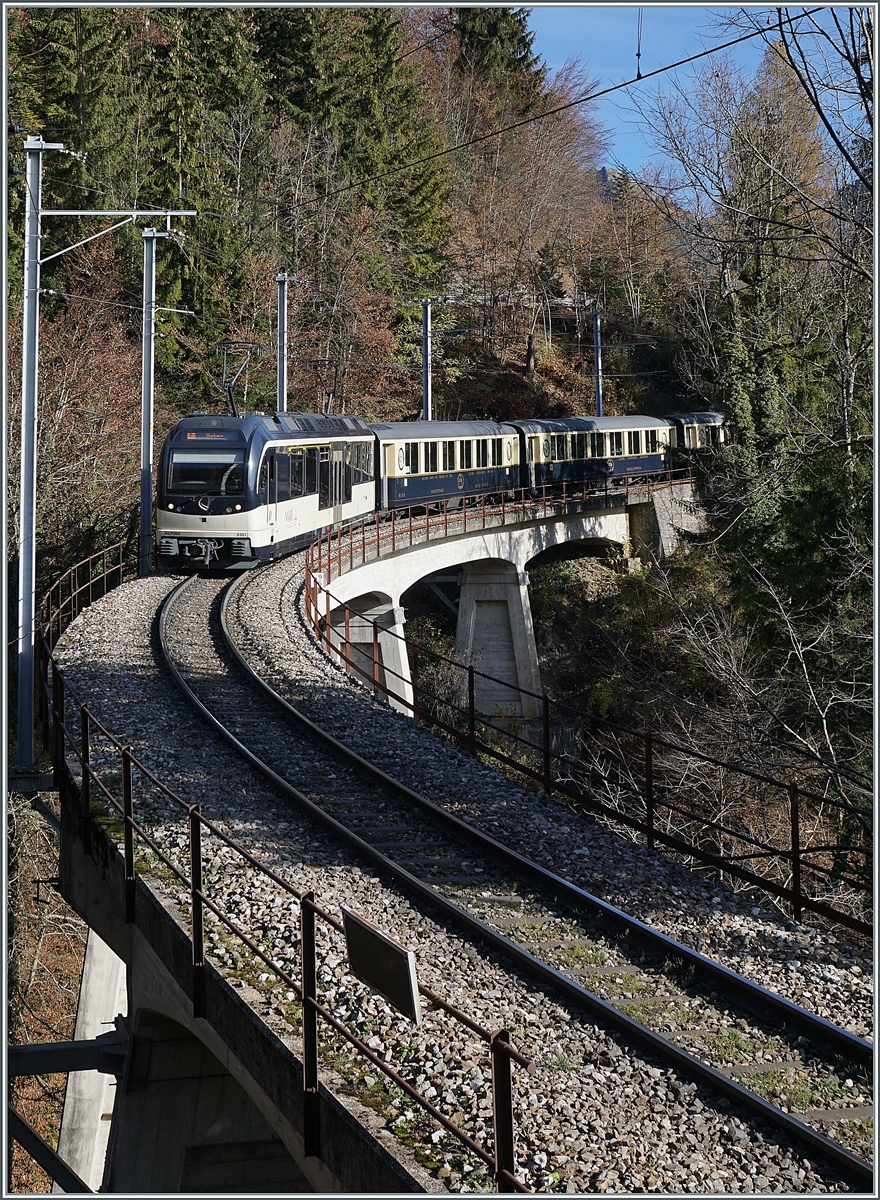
[[526, 4, 772, 170]]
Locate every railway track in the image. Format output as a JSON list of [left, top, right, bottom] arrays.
[[159, 569, 873, 1190]]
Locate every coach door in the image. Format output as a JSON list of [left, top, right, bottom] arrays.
[[332, 443, 348, 523], [262, 454, 277, 533]]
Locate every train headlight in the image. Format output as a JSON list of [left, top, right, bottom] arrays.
[[235, 504, 242, 511], [168, 503, 174, 510]]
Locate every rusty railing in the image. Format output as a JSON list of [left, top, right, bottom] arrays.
[[36, 549, 532, 1193], [304, 498, 872, 938]]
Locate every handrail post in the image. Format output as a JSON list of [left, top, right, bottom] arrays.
[[491, 1030, 516, 1193], [301, 891, 321, 1158], [52, 667, 64, 789], [467, 665, 476, 754], [344, 605, 351, 675], [411, 644, 419, 722], [645, 733, 655, 849], [324, 588, 331, 656], [372, 620, 380, 696], [122, 747, 135, 924], [38, 636, 51, 753], [790, 785, 802, 923], [190, 805, 206, 1018], [542, 694, 551, 793], [81, 706, 92, 855], [444, 498, 448, 538]]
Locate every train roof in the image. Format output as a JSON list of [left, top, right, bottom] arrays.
[[509, 416, 675, 434], [667, 411, 725, 424], [167, 411, 373, 444], [369, 420, 518, 440]]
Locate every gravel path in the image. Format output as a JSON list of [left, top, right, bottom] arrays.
[[52, 567, 872, 1193]]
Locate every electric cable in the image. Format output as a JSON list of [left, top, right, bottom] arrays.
[[274, 6, 825, 214]]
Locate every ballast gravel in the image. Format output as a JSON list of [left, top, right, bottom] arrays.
[[51, 567, 872, 1194]]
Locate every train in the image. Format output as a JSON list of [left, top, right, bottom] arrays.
[[155, 409, 725, 570]]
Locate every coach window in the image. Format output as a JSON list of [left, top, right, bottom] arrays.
[[491, 438, 503, 466], [627, 431, 641, 455], [552, 434, 567, 460], [304, 447, 318, 495], [645, 430, 659, 453], [460, 439, 473, 469], [571, 433, 586, 459], [442, 440, 456, 471], [474, 439, 488, 468], [318, 446, 332, 507], [275, 452, 291, 501], [425, 441, 438, 473], [589, 432, 604, 458], [609, 431, 623, 456], [289, 448, 304, 497], [405, 441, 419, 474]]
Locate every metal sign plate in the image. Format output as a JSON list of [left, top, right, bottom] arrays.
[[342, 907, 421, 1025]]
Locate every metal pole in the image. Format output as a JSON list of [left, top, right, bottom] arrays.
[[301, 892, 321, 1157], [542, 694, 551, 793], [422, 298, 432, 421], [276, 272, 288, 412], [593, 308, 603, 419], [81, 706, 91, 856], [645, 733, 655, 849], [190, 805, 206, 1018], [122, 747, 135, 924], [491, 1030, 516, 1193], [140, 227, 167, 578], [16, 137, 62, 781], [790, 785, 802, 923]]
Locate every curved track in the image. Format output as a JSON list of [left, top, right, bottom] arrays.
[[159, 570, 872, 1190]]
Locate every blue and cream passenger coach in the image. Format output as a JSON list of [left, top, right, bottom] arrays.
[[371, 420, 521, 508]]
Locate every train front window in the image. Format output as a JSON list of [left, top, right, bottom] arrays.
[[168, 451, 245, 495]]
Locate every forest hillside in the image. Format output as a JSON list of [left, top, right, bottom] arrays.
[[6, 6, 872, 786]]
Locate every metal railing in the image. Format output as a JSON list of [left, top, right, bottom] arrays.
[[35, 549, 533, 1193], [38, 541, 134, 651], [311, 471, 691, 586], [304, 500, 872, 938]]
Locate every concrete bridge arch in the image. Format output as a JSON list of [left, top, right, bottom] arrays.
[[323, 507, 632, 719], [320, 482, 704, 717]]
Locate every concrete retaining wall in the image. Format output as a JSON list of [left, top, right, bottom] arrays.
[[58, 781, 438, 1193]]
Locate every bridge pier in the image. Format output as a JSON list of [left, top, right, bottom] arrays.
[[328, 594, 412, 716], [454, 561, 542, 719]]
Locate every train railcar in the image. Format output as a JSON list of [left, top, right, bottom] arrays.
[[667, 411, 726, 450], [509, 415, 679, 490], [156, 411, 375, 570], [155, 408, 726, 571], [370, 420, 521, 509]]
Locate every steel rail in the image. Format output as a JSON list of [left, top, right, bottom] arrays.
[[157, 572, 873, 1188], [224, 570, 873, 1068]]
